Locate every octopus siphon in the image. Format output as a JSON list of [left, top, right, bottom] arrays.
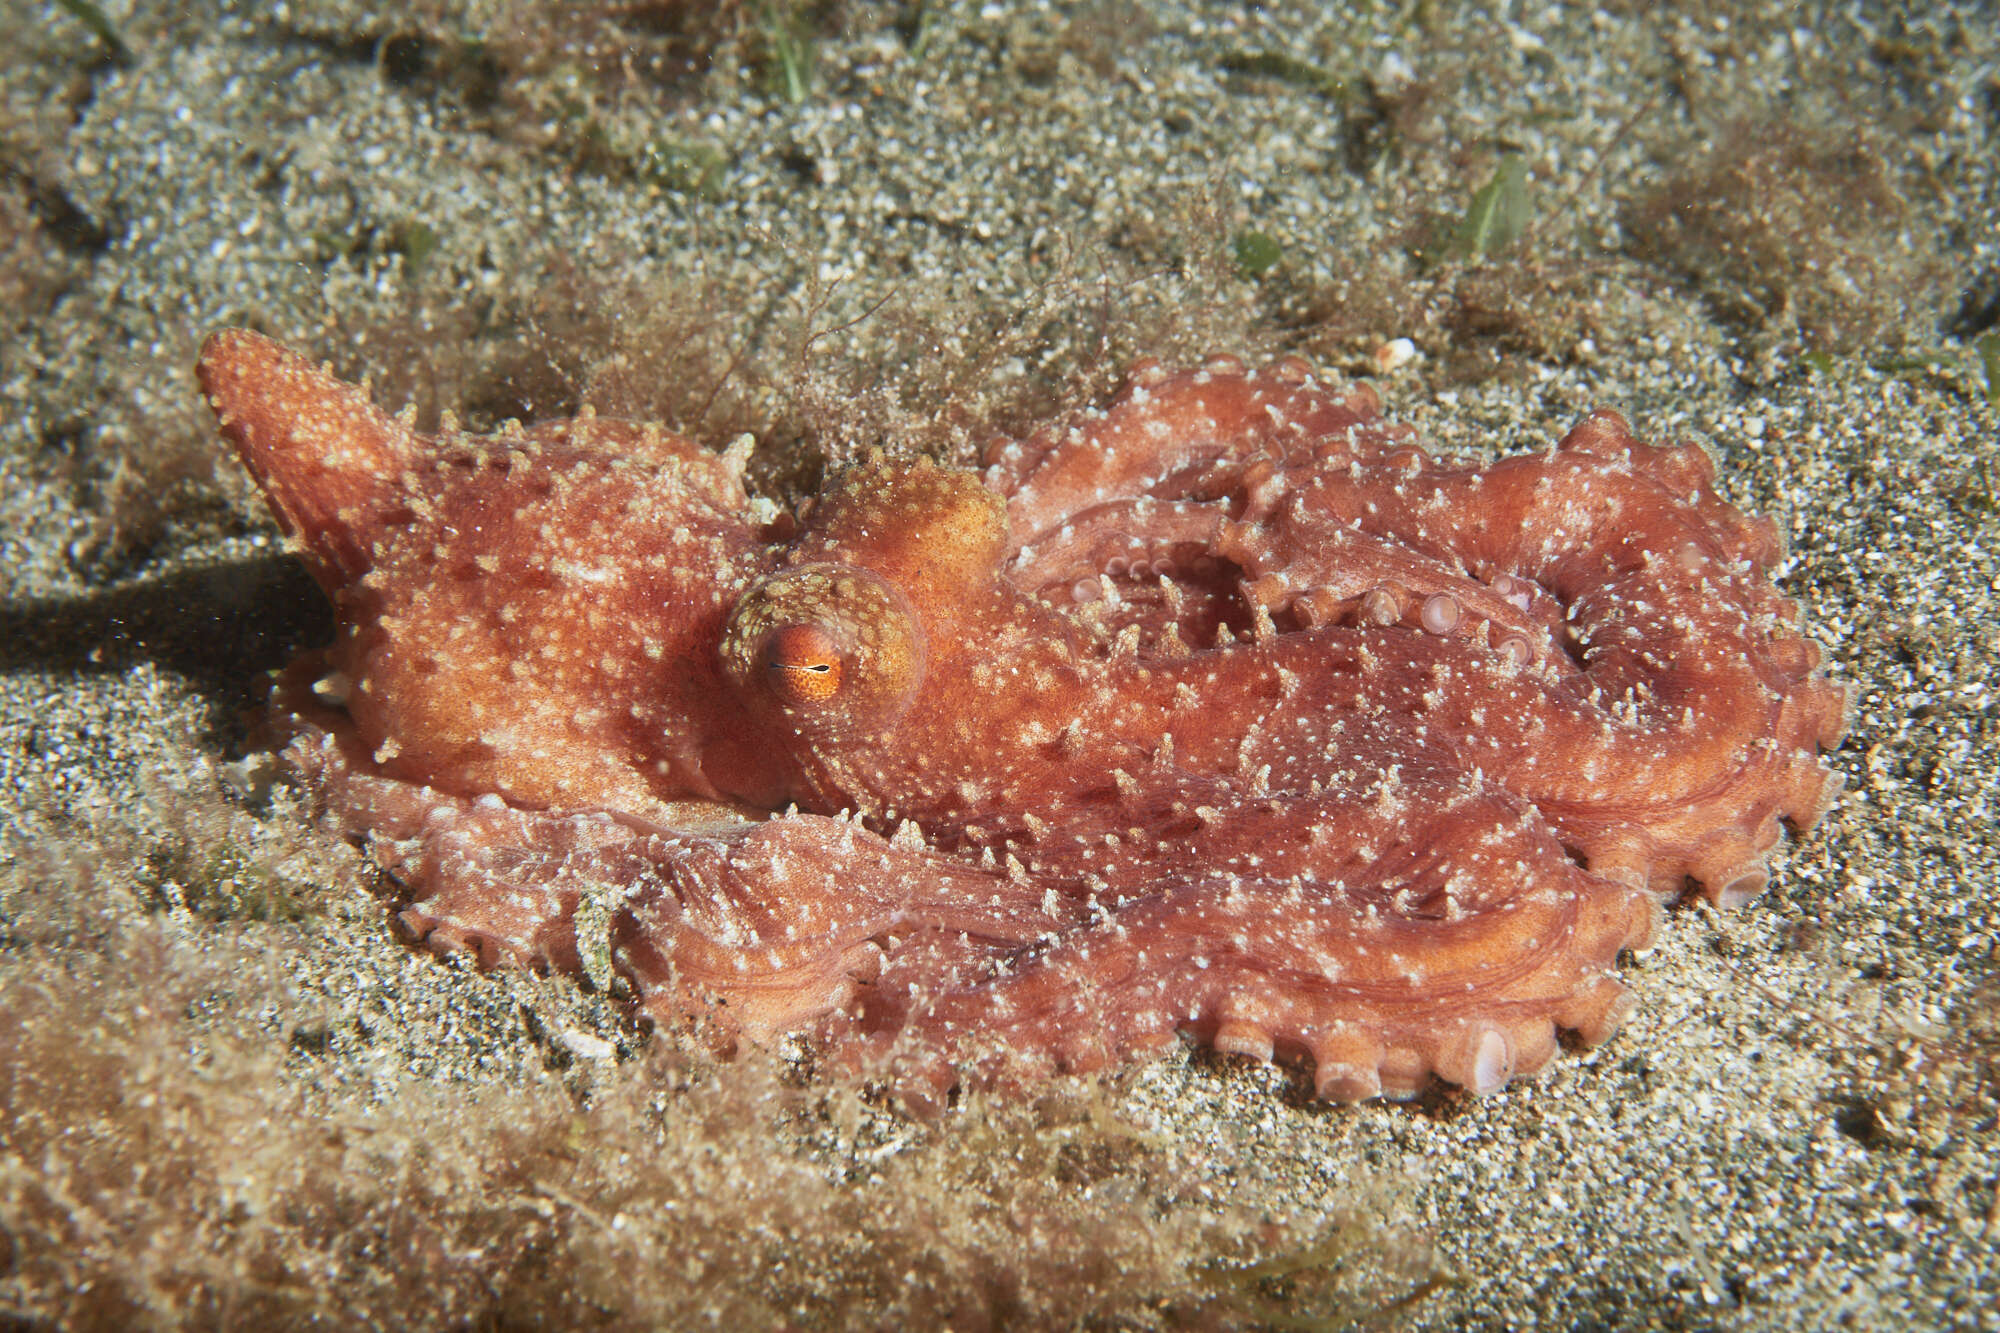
[[198, 329, 1849, 1110]]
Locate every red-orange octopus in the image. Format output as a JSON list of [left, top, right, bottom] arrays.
[[199, 329, 1849, 1109]]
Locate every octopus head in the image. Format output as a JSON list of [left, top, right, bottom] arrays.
[[721, 562, 928, 744]]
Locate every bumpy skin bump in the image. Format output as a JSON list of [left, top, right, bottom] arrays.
[[199, 330, 1849, 1109]]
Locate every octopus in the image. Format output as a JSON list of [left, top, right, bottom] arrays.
[[198, 328, 1849, 1110]]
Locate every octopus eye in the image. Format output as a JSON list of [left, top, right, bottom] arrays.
[[722, 562, 926, 739], [765, 624, 844, 706]]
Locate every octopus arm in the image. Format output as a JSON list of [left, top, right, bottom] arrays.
[[282, 717, 601, 975], [616, 810, 1082, 1045], [987, 357, 1402, 547], [1004, 496, 1228, 595], [1217, 410, 1848, 900], [282, 684, 1071, 1043], [836, 776, 1658, 1110]]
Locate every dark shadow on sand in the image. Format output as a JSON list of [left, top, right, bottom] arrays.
[[0, 555, 330, 728]]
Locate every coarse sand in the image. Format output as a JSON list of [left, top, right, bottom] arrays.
[[2, 2, 1996, 1328]]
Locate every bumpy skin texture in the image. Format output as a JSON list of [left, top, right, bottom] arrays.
[[199, 330, 1849, 1108]]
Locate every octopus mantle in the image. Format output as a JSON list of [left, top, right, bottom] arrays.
[[200, 330, 1848, 1108]]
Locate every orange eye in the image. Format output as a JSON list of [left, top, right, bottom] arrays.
[[765, 624, 844, 706]]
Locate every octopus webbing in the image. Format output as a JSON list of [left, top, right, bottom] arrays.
[[198, 329, 1849, 1108]]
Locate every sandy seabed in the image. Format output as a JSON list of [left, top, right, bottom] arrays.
[[1, 2, 1996, 1328]]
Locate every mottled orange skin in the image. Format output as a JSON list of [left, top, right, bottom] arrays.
[[200, 331, 1849, 1109]]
